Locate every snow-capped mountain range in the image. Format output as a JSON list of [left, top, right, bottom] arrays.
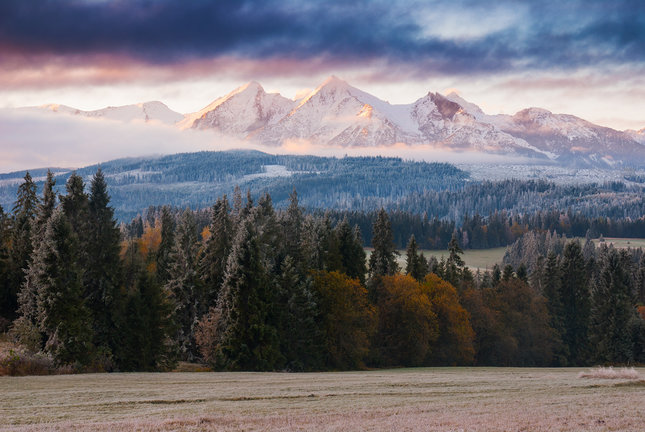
[[23, 76, 645, 167]]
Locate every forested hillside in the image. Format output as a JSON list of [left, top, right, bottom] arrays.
[[1, 172, 644, 373], [0, 151, 468, 221]]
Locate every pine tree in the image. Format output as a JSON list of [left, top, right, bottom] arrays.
[[590, 249, 635, 363], [85, 168, 123, 363], [15, 171, 57, 349], [156, 206, 175, 285], [0, 206, 12, 328], [336, 218, 367, 284], [275, 256, 322, 371], [444, 233, 465, 287], [368, 209, 399, 279], [198, 197, 233, 307], [542, 251, 568, 364], [214, 220, 281, 370], [281, 189, 304, 267], [35, 208, 94, 367], [559, 240, 590, 365], [165, 210, 203, 361], [6, 172, 39, 320], [405, 235, 428, 281], [60, 172, 90, 264], [121, 271, 176, 371]]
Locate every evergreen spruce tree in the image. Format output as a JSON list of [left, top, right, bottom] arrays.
[[215, 220, 281, 370], [198, 197, 232, 307], [0, 206, 12, 328], [368, 209, 399, 279], [165, 210, 203, 361], [275, 256, 322, 371], [405, 235, 428, 281], [636, 254, 645, 305], [85, 168, 123, 364], [590, 249, 635, 363], [121, 270, 176, 371], [15, 172, 57, 349], [281, 189, 304, 267], [156, 206, 175, 285], [60, 173, 90, 265], [559, 240, 590, 365], [6, 172, 39, 320], [35, 208, 94, 367], [542, 251, 568, 364], [335, 218, 367, 284], [444, 233, 465, 287], [368, 209, 399, 302]]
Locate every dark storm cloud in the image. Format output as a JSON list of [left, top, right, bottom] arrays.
[[1, 0, 644, 75]]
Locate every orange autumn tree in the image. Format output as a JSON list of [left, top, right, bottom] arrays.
[[421, 273, 475, 365], [374, 274, 438, 366], [312, 270, 376, 370]]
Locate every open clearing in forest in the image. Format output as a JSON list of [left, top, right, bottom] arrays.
[[2, 367, 644, 431], [593, 237, 645, 249], [366, 247, 508, 271], [418, 247, 508, 270]]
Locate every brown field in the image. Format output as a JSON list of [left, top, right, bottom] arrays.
[[593, 237, 645, 249], [366, 247, 508, 272], [1, 367, 644, 431]]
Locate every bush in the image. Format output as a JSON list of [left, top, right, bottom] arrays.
[[578, 366, 640, 380], [0, 345, 56, 376]]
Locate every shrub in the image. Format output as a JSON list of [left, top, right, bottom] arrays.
[[578, 366, 640, 380], [0, 346, 56, 376]]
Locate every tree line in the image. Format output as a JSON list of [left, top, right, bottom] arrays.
[[1, 171, 644, 371]]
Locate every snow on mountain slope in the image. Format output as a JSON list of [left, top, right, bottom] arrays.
[[15, 76, 645, 167], [257, 76, 418, 146], [33, 101, 183, 125], [179, 81, 295, 135], [626, 128, 645, 145], [500, 108, 645, 165]]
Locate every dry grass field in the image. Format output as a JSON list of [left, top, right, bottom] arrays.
[[2, 367, 644, 431], [593, 237, 645, 249], [366, 247, 508, 272]]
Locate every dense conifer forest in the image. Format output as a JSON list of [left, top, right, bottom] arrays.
[[1, 169, 644, 373]]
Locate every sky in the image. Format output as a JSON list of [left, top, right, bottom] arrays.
[[1, 0, 645, 171]]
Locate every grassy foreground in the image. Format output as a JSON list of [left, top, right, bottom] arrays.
[[1, 367, 644, 431]]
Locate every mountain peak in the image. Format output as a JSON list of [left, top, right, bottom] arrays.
[[316, 75, 351, 93], [231, 80, 265, 96]]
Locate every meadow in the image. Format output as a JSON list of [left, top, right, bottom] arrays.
[[366, 247, 508, 272], [1, 367, 644, 431]]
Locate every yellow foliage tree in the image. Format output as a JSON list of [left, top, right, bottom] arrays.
[[421, 273, 475, 365], [375, 274, 438, 366], [312, 270, 376, 370]]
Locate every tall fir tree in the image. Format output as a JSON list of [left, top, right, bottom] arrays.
[[165, 209, 203, 361], [6, 172, 39, 320], [281, 189, 304, 267], [199, 196, 233, 307], [121, 266, 176, 371], [444, 233, 465, 288], [85, 168, 123, 363], [156, 206, 175, 285], [60, 172, 90, 265], [336, 218, 367, 285], [541, 251, 568, 364], [405, 235, 428, 281], [14, 171, 57, 348], [636, 253, 645, 305], [275, 256, 323, 371], [559, 240, 590, 365], [368, 209, 399, 280], [35, 208, 94, 367], [214, 220, 281, 370], [0, 206, 12, 328], [590, 248, 635, 363]]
